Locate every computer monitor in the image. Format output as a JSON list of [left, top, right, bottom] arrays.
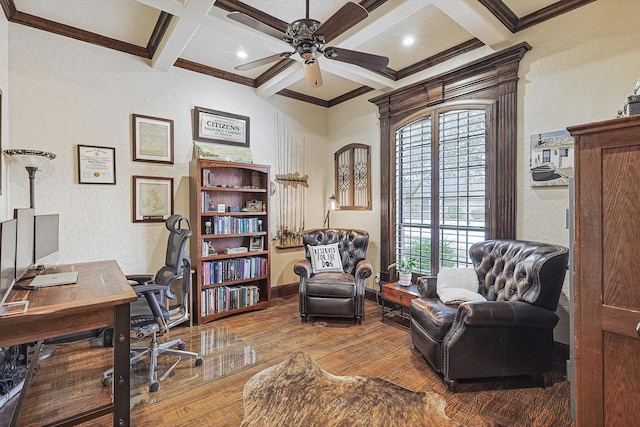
[[0, 219, 17, 306], [35, 214, 59, 263], [14, 208, 35, 282]]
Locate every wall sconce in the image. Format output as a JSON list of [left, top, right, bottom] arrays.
[[4, 149, 57, 209], [323, 194, 340, 228]]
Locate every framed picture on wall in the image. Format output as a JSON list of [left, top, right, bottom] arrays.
[[132, 114, 174, 164], [77, 145, 116, 184], [193, 106, 250, 147], [132, 175, 174, 222]]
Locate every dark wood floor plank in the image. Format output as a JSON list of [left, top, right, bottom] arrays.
[[16, 296, 574, 426]]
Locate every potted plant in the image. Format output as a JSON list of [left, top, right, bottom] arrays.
[[387, 257, 417, 287]]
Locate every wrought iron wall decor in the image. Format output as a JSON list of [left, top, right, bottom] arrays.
[[335, 144, 371, 209]]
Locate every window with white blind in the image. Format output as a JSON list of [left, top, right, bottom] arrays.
[[395, 107, 488, 275], [372, 44, 526, 282]]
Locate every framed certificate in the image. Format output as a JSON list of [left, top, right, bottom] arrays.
[[77, 145, 116, 184]]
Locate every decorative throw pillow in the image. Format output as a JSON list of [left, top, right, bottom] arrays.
[[437, 287, 487, 304], [309, 243, 343, 274], [436, 267, 479, 292], [436, 267, 482, 304]]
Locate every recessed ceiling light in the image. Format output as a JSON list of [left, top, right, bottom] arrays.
[[237, 50, 248, 59], [402, 36, 415, 47]]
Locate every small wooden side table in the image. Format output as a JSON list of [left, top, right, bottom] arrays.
[[380, 282, 420, 322]]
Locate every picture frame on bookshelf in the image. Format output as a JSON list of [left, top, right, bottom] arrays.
[[249, 236, 264, 252], [246, 199, 263, 212], [132, 175, 174, 223], [193, 106, 250, 147], [132, 114, 174, 164]]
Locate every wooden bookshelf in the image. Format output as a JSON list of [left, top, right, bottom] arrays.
[[189, 159, 271, 324]]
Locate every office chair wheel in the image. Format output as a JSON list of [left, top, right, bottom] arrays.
[[150, 381, 160, 392], [195, 357, 203, 366], [178, 342, 186, 350]]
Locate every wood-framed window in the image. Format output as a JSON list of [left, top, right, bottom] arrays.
[[394, 105, 492, 275], [370, 42, 531, 281], [335, 143, 371, 210]]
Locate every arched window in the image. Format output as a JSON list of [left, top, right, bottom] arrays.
[[395, 106, 489, 274], [370, 42, 530, 280]]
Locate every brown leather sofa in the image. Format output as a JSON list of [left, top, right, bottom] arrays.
[[410, 239, 569, 392], [294, 229, 373, 324]]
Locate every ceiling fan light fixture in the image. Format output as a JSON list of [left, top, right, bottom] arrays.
[[298, 43, 316, 60], [230, 1, 388, 89], [286, 19, 321, 43]]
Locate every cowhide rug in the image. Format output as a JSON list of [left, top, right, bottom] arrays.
[[240, 351, 461, 427]]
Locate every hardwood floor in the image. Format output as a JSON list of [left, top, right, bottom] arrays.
[[16, 296, 574, 426]]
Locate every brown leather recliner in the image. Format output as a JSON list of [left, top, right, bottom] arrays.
[[410, 239, 569, 392], [294, 229, 373, 324]]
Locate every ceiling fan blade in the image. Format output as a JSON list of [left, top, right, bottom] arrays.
[[227, 12, 287, 41], [235, 52, 293, 71], [315, 2, 368, 43], [324, 47, 389, 71], [303, 60, 323, 88]]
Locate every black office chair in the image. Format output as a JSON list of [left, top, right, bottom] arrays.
[[102, 214, 202, 392]]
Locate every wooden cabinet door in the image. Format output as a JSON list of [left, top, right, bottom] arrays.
[[570, 116, 640, 426]]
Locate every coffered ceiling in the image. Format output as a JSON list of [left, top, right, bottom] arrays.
[[2, 0, 595, 107]]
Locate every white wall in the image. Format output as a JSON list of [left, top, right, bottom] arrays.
[[7, 24, 328, 284], [0, 12, 9, 219], [327, 0, 640, 344], [517, 0, 640, 343], [518, 0, 640, 245], [326, 95, 382, 286]]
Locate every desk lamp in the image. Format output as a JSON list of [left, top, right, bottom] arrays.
[[3, 149, 56, 209], [323, 195, 340, 228]]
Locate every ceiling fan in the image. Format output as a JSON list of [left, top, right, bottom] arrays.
[[228, 0, 390, 88]]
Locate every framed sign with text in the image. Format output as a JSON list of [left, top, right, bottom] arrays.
[[193, 106, 250, 147]]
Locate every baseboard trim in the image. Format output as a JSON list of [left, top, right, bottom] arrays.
[[272, 283, 298, 298], [553, 341, 570, 373]]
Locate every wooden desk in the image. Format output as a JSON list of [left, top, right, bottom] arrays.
[[0, 260, 137, 427]]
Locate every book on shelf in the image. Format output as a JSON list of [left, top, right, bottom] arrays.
[[201, 239, 217, 256], [211, 216, 261, 234], [200, 285, 260, 317], [201, 257, 267, 285], [202, 169, 214, 187], [224, 247, 248, 254]]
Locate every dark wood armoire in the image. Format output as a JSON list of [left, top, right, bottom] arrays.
[[568, 115, 640, 426]]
